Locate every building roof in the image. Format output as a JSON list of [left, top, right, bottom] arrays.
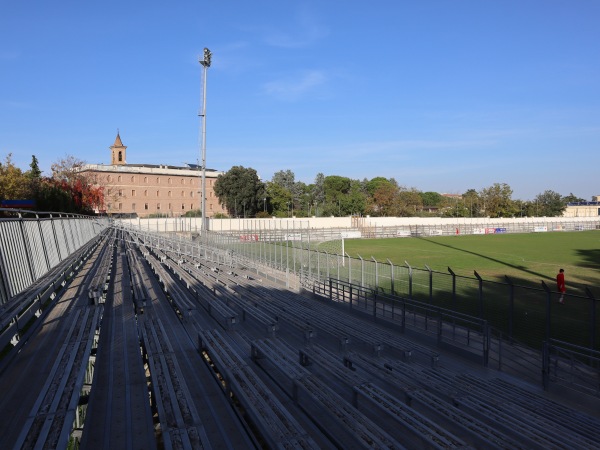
[[81, 162, 222, 177], [112, 132, 124, 148]]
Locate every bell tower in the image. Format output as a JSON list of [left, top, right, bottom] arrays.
[[110, 131, 127, 165]]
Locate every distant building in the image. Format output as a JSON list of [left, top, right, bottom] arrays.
[[563, 197, 600, 218], [80, 133, 226, 217]]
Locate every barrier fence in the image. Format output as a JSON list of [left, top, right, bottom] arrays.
[[0, 211, 109, 305], [192, 224, 599, 353]]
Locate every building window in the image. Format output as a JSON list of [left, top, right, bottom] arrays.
[[181, 191, 184, 197], [131, 176, 135, 182], [156, 177, 160, 183], [190, 191, 194, 198], [168, 191, 171, 197], [181, 178, 184, 185], [118, 189, 123, 197], [144, 190, 147, 197], [144, 176, 148, 183], [118, 151, 122, 162], [210, 204, 213, 210], [144, 203, 149, 210], [181, 204, 185, 210], [118, 175, 122, 182], [132, 190, 136, 196], [118, 203, 122, 210], [168, 178, 172, 184], [156, 190, 159, 197], [132, 203, 136, 210], [157, 203, 161, 210], [168, 203, 172, 210], [108, 175, 112, 182]]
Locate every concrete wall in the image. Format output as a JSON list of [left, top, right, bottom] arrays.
[[117, 215, 600, 233]]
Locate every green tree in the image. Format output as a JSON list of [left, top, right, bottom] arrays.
[[562, 193, 586, 204], [534, 190, 566, 217], [265, 181, 292, 217], [479, 183, 517, 218], [345, 180, 367, 216], [27, 155, 42, 180], [214, 166, 265, 217], [462, 189, 481, 217], [397, 187, 423, 216], [420, 191, 443, 208]]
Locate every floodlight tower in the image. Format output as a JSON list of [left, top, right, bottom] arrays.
[[199, 47, 211, 234]]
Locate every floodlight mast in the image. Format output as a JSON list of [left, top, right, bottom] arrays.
[[199, 47, 211, 234]]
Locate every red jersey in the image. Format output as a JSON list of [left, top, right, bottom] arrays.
[[556, 272, 566, 293]]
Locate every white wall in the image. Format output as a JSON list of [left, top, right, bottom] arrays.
[[117, 215, 600, 233]]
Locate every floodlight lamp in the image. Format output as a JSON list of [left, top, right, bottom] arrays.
[[201, 47, 212, 67]]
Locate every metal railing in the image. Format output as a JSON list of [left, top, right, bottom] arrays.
[[0, 211, 109, 305]]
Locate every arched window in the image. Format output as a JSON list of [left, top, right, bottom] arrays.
[[118, 151, 122, 162]]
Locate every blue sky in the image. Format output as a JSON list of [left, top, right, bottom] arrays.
[[1, 1, 599, 201]]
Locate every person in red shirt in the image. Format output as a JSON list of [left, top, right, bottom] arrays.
[[556, 269, 566, 304]]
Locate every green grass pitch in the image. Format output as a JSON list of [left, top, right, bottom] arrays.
[[340, 230, 600, 294]]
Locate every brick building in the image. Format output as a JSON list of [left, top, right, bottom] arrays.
[[81, 133, 225, 217]]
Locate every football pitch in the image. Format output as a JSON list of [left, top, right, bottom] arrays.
[[340, 230, 600, 293]]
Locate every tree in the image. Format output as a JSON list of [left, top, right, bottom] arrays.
[[370, 183, 399, 216], [420, 191, 443, 208], [271, 169, 295, 192], [397, 187, 423, 217], [534, 190, 566, 217], [27, 155, 42, 180], [461, 189, 481, 217], [312, 173, 325, 206], [265, 181, 292, 217], [345, 180, 368, 216], [479, 183, 517, 218], [214, 166, 265, 217], [562, 193, 586, 204], [0, 154, 30, 201], [49, 154, 104, 214]]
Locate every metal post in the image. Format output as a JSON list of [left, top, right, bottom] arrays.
[[425, 265, 433, 304], [371, 256, 378, 290], [474, 270, 483, 318], [199, 47, 211, 235], [586, 287, 596, 350], [505, 275, 514, 342], [358, 255, 364, 288], [448, 266, 457, 337], [405, 261, 412, 299], [541, 281, 551, 342], [387, 259, 394, 295]]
